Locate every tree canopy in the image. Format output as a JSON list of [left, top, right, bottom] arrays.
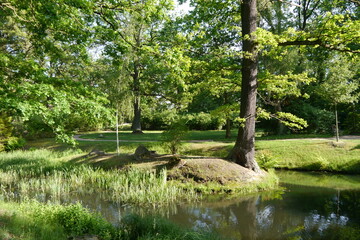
[[1, 0, 359, 171]]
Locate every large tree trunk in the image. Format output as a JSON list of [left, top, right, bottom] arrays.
[[228, 0, 260, 173], [132, 95, 142, 133]]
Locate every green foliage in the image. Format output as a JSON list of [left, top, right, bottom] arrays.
[[162, 120, 189, 154], [275, 112, 308, 130], [344, 112, 360, 134], [0, 0, 113, 144], [50, 204, 116, 239], [256, 139, 360, 173], [256, 152, 278, 170], [0, 200, 117, 240], [317, 55, 359, 105], [142, 107, 178, 130], [288, 102, 335, 134], [0, 149, 198, 205], [0, 113, 13, 152], [0, 200, 221, 240], [182, 112, 223, 130], [4, 137, 26, 152]]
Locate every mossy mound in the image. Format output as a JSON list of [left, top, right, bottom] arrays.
[[78, 148, 275, 193]]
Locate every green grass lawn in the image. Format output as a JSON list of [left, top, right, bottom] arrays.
[[256, 139, 360, 173], [26, 131, 360, 174], [79, 130, 332, 142]]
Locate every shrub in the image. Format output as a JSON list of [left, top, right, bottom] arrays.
[[0, 113, 13, 152], [182, 112, 223, 130], [344, 112, 360, 134], [4, 137, 26, 151], [52, 204, 116, 239], [256, 152, 278, 170], [24, 202, 117, 240], [162, 120, 188, 154]]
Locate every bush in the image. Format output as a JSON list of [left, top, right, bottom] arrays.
[[162, 120, 188, 154], [256, 152, 278, 170], [142, 109, 178, 130], [182, 112, 223, 130], [285, 102, 334, 134], [24, 202, 117, 240], [0, 113, 13, 152], [52, 204, 116, 239], [4, 137, 26, 151], [344, 112, 360, 134]]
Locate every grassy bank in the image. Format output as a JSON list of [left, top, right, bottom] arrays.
[[256, 139, 360, 173], [26, 133, 360, 174], [0, 148, 278, 206], [0, 201, 223, 240], [0, 149, 198, 205], [277, 170, 360, 189]]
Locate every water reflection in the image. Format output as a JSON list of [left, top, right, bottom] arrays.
[[72, 171, 360, 240]]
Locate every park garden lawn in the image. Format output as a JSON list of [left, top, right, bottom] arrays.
[[183, 138, 360, 173], [256, 139, 360, 173], [27, 131, 360, 173], [78, 130, 331, 142]]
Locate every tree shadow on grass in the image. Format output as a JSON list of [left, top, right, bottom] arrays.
[[351, 144, 360, 150], [68, 153, 174, 172]]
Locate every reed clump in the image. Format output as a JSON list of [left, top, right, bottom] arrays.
[[0, 149, 198, 205]]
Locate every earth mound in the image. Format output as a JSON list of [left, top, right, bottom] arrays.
[[167, 157, 265, 185]]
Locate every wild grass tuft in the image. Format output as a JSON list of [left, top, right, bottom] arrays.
[[0, 149, 198, 205], [0, 200, 224, 240]]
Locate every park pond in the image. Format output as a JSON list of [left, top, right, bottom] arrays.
[[59, 170, 360, 240]]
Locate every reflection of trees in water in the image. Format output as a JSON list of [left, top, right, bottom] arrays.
[[164, 187, 360, 240], [65, 186, 360, 240]]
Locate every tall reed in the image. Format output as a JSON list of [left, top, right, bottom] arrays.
[[0, 149, 198, 205]]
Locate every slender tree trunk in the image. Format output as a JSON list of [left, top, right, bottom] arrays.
[[131, 59, 143, 134], [116, 108, 120, 156], [335, 103, 339, 142], [224, 93, 231, 139], [275, 104, 285, 135], [228, 0, 260, 172], [225, 118, 231, 138]]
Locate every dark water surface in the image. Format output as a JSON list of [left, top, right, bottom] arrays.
[[78, 171, 360, 240]]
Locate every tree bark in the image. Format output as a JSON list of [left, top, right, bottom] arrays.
[[132, 95, 143, 133], [116, 109, 120, 155], [228, 0, 260, 172], [335, 103, 339, 142], [225, 118, 231, 138], [131, 59, 143, 134]]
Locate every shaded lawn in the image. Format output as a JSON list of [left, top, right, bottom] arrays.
[[79, 130, 333, 142], [26, 136, 360, 173]]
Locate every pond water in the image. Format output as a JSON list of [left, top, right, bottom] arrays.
[[75, 171, 360, 240]]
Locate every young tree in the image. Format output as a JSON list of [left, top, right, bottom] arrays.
[[94, 0, 190, 134], [317, 55, 359, 141]]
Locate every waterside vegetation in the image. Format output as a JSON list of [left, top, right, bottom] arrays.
[[0, 200, 223, 240]]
